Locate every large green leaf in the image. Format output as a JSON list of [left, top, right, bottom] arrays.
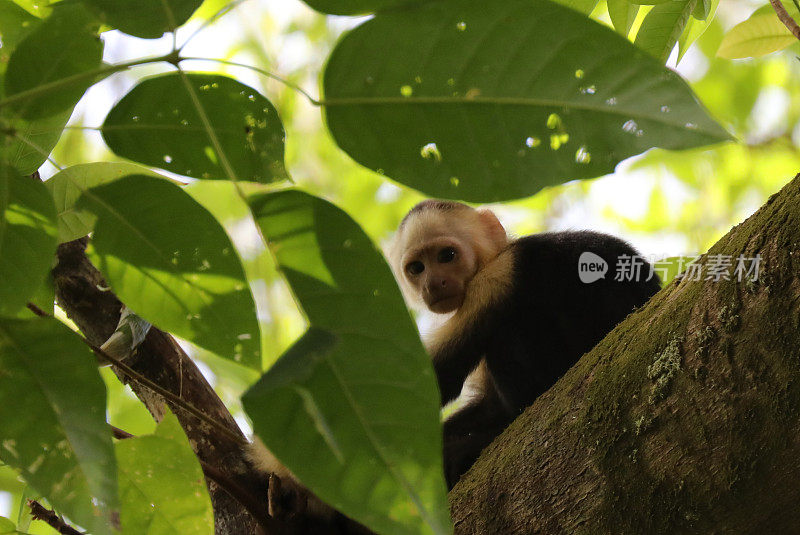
[[607, 0, 640, 36], [46, 162, 178, 243], [299, 0, 417, 15], [243, 191, 450, 535], [0, 0, 41, 59], [81, 0, 203, 39], [102, 73, 287, 183], [717, 4, 796, 59], [76, 174, 261, 367], [634, 0, 697, 62], [0, 107, 74, 175], [116, 413, 213, 534], [0, 2, 73, 174], [322, 0, 730, 202], [3, 3, 103, 119], [8, 0, 48, 17], [0, 165, 57, 317], [0, 318, 117, 535], [677, 0, 720, 62]]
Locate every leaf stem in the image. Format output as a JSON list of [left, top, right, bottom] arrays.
[[178, 55, 321, 105], [770, 0, 800, 41], [0, 53, 179, 110], [179, 0, 251, 50]]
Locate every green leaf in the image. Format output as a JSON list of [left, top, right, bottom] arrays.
[[4, 3, 103, 119], [46, 162, 179, 243], [0, 317, 118, 535], [102, 73, 287, 183], [116, 413, 213, 534], [677, 0, 719, 62], [0, 3, 76, 173], [322, 0, 730, 202], [0, 107, 74, 175], [81, 0, 203, 39], [299, 0, 418, 15], [0, 0, 41, 60], [717, 4, 796, 59], [692, 0, 711, 20], [8, 0, 48, 17], [76, 174, 261, 367], [608, 0, 640, 36], [244, 191, 450, 535], [0, 165, 57, 317], [555, 0, 601, 14], [634, 0, 697, 62], [0, 517, 17, 534]]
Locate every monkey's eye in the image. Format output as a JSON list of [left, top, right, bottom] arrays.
[[406, 261, 425, 276], [437, 247, 457, 263]]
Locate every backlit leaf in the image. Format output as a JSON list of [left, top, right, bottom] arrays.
[[0, 165, 57, 317], [717, 4, 796, 59]]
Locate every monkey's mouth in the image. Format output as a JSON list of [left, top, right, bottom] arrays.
[[428, 295, 462, 313]]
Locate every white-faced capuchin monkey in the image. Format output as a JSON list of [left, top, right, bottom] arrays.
[[389, 200, 661, 489]]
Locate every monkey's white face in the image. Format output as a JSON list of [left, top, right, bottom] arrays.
[[390, 205, 508, 314], [399, 234, 479, 314]]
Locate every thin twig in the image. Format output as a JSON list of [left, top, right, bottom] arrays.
[[26, 303, 247, 447], [178, 56, 320, 105], [770, 0, 800, 41], [27, 500, 83, 535]]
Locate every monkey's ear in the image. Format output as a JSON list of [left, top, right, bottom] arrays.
[[476, 209, 507, 244]]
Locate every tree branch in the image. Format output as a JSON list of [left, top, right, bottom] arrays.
[[28, 500, 83, 535], [449, 173, 800, 532], [770, 0, 800, 41]]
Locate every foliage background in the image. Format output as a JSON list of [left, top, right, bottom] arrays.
[[1, 0, 799, 531]]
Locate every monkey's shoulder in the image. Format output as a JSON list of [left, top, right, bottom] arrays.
[[506, 231, 659, 295]]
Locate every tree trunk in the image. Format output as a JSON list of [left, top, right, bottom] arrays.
[[449, 173, 800, 533]]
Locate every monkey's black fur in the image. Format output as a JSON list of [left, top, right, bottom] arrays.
[[437, 231, 660, 488]]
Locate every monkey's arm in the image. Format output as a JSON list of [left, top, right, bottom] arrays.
[[427, 248, 515, 405]]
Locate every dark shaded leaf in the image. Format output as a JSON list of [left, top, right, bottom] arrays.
[[102, 73, 287, 182], [81, 0, 202, 39], [0, 317, 117, 535], [244, 190, 450, 535], [76, 174, 261, 367], [323, 0, 730, 202]]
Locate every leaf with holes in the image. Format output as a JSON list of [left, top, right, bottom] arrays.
[[76, 174, 261, 367], [322, 0, 730, 202], [243, 190, 450, 535], [3, 2, 103, 119], [102, 73, 287, 182], [0, 165, 57, 318], [46, 162, 180, 243], [0, 318, 117, 535], [82, 0, 203, 39]]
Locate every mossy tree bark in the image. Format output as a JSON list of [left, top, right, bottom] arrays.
[[449, 173, 800, 534]]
